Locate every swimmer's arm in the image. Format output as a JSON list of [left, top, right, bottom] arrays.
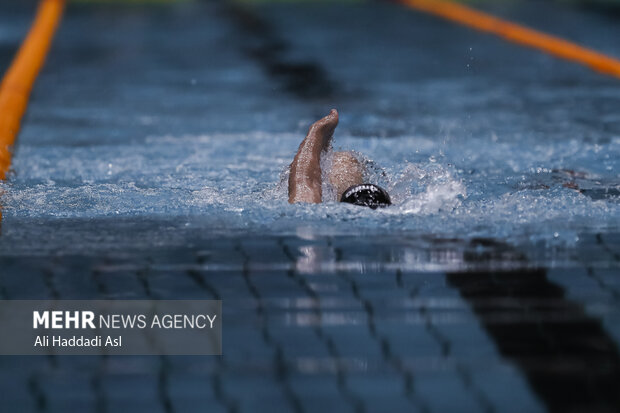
[[288, 109, 339, 204]]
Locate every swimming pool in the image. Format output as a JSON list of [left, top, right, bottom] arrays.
[[0, 1, 619, 412]]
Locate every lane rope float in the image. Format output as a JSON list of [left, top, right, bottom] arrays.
[[0, 0, 65, 180]]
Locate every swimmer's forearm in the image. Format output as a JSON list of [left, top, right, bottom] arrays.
[[289, 138, 324, 203], [288, 110, 339, 204], [289, 155, 322, 203]]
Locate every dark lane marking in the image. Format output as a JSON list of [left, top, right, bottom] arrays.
[[220, 3, 335, 100], [573, 2, 620, 19], [447, 240, 620, 413]]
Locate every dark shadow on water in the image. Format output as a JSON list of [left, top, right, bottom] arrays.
[[448, 239, 620, 413], [570, 1, 620, 19], [219, 2, 335, 100]]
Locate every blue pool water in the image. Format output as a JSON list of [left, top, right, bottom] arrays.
[[0, 2, 618, 254], [2, 3, 620, 251], [3, 123, 618, 249]]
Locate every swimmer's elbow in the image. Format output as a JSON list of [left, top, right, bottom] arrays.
[[288, 174, 322, 204], [289, 192, 321, 204], [288, 182, 322, 204]]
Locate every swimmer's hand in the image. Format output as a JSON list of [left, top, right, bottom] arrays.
[[308, 109, 338, 149], [288, 109, 339, 204]]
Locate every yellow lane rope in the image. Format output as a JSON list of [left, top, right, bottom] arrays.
[[0, 0, 65, 180], [399, 0, 620, 79]]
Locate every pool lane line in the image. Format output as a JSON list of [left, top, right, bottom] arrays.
[[447, 266, 620, 413], [0, 0, 65, 180], [397, 0, 620, 79], [221, 3, 335, 99], [446, 239, 620, 413]]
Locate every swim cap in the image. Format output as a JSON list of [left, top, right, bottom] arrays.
[[340, 184, 391, 209]]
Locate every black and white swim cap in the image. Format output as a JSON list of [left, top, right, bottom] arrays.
[[340, 184, 391, 209]]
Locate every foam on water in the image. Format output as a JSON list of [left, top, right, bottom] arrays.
[[1, 128, 617, 247]]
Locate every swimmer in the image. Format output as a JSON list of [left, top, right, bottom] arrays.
[[288, 109, 391, 209]]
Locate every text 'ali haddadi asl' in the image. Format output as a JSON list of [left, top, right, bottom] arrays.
[[34, 335, 122, 347]]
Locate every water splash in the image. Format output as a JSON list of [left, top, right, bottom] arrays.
[[390, 162, 466, 215], [0, 130, 617, 247]]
